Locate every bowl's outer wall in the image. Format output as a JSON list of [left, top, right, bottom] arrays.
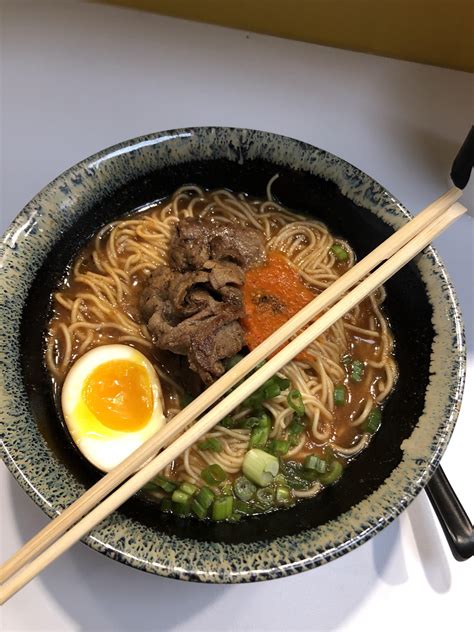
[[0, 128, 465, 581], [22, 157, 432, 544]]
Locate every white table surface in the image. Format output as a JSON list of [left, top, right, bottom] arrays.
[[1, 1, 473, 630]]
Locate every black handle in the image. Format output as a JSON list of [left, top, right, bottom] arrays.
[[450, 125, 474, 189], [425, 465, 474, 561]]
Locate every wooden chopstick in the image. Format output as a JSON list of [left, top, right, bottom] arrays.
[[0, 187, 462, 587], [0, 199, 467, 603], [0, 188, 463, 585]]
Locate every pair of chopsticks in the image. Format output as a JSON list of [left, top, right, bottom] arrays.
[[0, 188, 467, 603]]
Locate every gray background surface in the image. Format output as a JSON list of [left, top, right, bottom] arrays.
[[1, 1, 473, 630]]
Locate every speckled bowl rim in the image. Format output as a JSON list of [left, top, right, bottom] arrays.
[[0, 127, 465, 583]]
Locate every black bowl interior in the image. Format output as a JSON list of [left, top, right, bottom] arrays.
[[21, 158, 433, 544]]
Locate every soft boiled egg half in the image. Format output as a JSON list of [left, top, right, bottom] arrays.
[[61, 344, 165, 472]]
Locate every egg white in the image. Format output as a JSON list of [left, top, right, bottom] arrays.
[[61, 344, 165, 472]]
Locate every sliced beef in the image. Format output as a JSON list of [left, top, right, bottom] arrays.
[[188, 317, 244, 384], [204, 260, 245, 290], [140, 220, 254, 384], [169, 218, 212, 271], [170, 217, 266, 271]]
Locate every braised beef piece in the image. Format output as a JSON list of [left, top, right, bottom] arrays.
[[140, 217, 266, 384], [169, 217, 266, 271]]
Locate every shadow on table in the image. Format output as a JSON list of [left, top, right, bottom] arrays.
[[406, 492, 452, 593], [8, 474, 448, 630]]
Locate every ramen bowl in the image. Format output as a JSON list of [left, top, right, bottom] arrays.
[[0, 128, 465, 582]]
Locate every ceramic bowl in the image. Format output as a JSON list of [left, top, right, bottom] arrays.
[[0, 128, 465, 582]]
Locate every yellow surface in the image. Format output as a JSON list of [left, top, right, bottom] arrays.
[[96, 0, 474, 72]]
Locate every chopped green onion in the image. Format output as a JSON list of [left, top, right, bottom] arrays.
[[243, 392, 264, 409], [330, 243, 349, 262], [342, 354, 352, 368], [266, 439, 290, 456], [221, 481, 233, 496], [303, 454, 327, 473], [249, 424, 269, 449], [180, 392, 194, 407], [201, 464, 227, 486], [228, 511, 242, 522], [362, 407, 382, 433], [197, 437, 223, 452], [275, 484, 291, 505], [225, 353, 244, 370], [173, 501, 192, 516], [179, 481, 198, 496], [219, 416, 239, 429], [241, 416, 261, 429], [280, 461, 311, 490], [161, 498, 173, 512], [334, 384, 346, 406], [143, 474, 177, 494], [287, 389, 305, 415], [243, 376, 288, 410], [191, 498, 207, 519], [274, 376, 290, 391], [287, 418, 306, 446], [234, 499, 252, 514], [324, 445, 335, 463], [255, 487, 274, 508], [263, 380, 281, 399], [212, 496, 233, 521], [233, 476, 257, 501], [300, 469, 320, 482], [243, 449, 279, 487], [319, 460, 343, 485], [350, 360, 365, 383], [196, 486, 215, 509], [172, 489, 191, 504]]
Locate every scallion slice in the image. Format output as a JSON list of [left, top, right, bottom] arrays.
[[173, 500, 192, 516], [221, 481, 233, 496], [266, 439, 290, 456], [330, 243, 349, 262], [342, 354, 352, 368], [362, 407, 382, 433], [350, 360, 365, 383], [197, 437, 223, 452], [275, 484, 291, 505], [334, 384, 346, 406], [233, 476, 257, 501], [225, 353, 244, 370], [196, 486, 215, 509], [274, 376, 290, 391], [241, 416, 261, 429], [212, 496, 234, 521], [191, 498, 207, 519], [179, 392, 194, 408], [143, 474, 177, 494], [319, 460, 343, 485], [201, 463, 227, 486], [171, 489, 191, 505], [263, 381, 281, 399], [287, 418, 306, 446], [287, 389, 305, 415], [219, 416, 239, 429], [243, 449, 279, 487], [303, 454, 327, 473], [179, 481, 198, 496], [255, 486, 274, 508], [234, 499, 252, 514], [249, 424, 269, 449]]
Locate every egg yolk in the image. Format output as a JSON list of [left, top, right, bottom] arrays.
[[83, 360, 153, 432]]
